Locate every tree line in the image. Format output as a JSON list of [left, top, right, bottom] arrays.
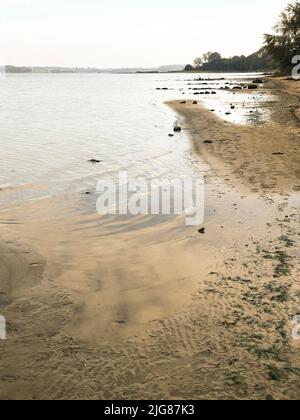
[[185, 1, 300, 74]]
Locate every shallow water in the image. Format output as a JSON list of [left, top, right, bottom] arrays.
[[0, 72, 272, 208]]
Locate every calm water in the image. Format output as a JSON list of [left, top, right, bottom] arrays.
[[0, 72, 271, 207]]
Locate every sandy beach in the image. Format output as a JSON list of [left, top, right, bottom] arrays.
[[0, 77, 300, 400]]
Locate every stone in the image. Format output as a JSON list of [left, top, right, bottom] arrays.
[[173, 126, 182, 133], [248, 84, 258, 90], [88, 159, 102, 163]]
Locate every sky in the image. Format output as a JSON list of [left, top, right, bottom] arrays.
[[0, 0, 293, 68]]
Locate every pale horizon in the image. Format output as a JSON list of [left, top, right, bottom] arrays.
[[0, 0, 293, 68]]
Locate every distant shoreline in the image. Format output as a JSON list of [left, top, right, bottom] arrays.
[[1, 65, 275, 75]]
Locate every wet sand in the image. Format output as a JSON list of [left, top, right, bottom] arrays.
[[169, 78, 300, 193], [0, 77, 300, 400]]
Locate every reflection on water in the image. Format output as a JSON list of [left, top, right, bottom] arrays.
[[0, 72, 274, 209]]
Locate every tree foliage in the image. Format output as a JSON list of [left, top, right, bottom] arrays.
[[264, 1, 300, 73], [184, 64, 195, 71], [193, 57, 203, 68], [184, 50, 274, 72], [203, 52, 222, 63], [184, 2, 300, 73]]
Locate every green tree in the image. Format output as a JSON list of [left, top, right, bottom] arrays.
[[184, 64, 195, 72], [193, 57, 203, 68], [264, 1, 300, 73], [203, 52, 222, 63]]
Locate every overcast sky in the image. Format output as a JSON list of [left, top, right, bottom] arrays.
[[0, 0, 293, 68]]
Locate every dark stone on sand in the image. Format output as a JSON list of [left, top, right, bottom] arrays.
[[180, 101, 186, 104], [272, 152, 284, 155], [168, 134, 174, 137], [88, 159, 102, 163], [198, 228, 205, 234], [248, 84, 258, 90], [203, 140, 214, 144], [211, 91, 217, 94], [233, 86, 242, 90], [231, 105, 236, 110], [173, 126, 182, 132], [193, 101, 198, 105]]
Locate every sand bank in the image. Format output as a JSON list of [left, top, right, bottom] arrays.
[[168, 78, 300, 193]]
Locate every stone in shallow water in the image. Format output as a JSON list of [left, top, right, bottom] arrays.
[[173, 126, 182, 133], [248, 84, 258, 90]]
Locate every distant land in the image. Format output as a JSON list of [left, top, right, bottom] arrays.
[[0, 50, 276, 75], [1, 64, 185, 74], [184, 50, 275, 73]]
